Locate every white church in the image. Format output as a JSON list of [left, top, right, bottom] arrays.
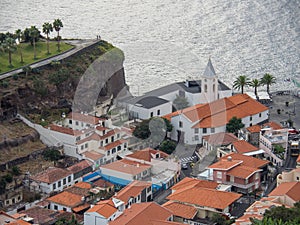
[[122, 58, 232, 120]]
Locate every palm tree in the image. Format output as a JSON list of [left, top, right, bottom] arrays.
[[1, 37, 17, 67], [53, 19, 63, 52], [29, 26, 40, 59], [249, 78, 260, 97], [15, 29, 24, 63], [261, 73, 276, 94], [233, 75, 250, 94], [42, 22, 53, 55]]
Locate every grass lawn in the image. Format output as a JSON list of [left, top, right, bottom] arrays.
[[0, 41, 73, 73]]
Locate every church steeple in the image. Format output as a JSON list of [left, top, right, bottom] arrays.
[[203, 57, 216, 77]]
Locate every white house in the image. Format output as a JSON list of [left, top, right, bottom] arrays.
[[165, 93, 269, 145], [120, 58, 232, 120]]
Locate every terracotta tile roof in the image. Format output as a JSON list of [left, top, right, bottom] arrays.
[[162, 201, 197, 219], [86, 201, 117, 218], [67, 160, 93, 174], [149, 221, 185, 225], [227, 165, 261, 179], [30, 167, 72, 184], [67, 112, 103, 125], [232, 140, 259, 154], [220, 153, 270, 168], [76, 133, 100, 144], [173, 94, 268, 128], [48, 124, 85, 136], [100, 159, 151, 176], [171, 177, 218, 191], [93, 179, 114, 188], [73, 182, 92, 189], [96, 126, 107, 131], [109, 202, 173, 225], [246, 124, 261, 133], [202, 132, 238, 146], [167, 187, 242, 210], [83, 150, 105, 161], [269, 182, 300, 202], [100, 128, 121, 140], [126, 148, 169, 162], [65, 186, 90, 197], [262, 121, 282, 130], [115, 180, 151, 202], [163, 104, 204, 121], [72, 203, 90, 213], [9, 220, 31, 225], [46, 191, 84, 208], [208, 159, 243, 170], [102, 139, 127, 151]]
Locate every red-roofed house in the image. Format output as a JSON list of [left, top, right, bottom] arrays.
[[67, 160, 93, 183], [84, 199, 124, 225], [166, 94, 268, 145], [208, 154, 265, 194], [268, 182, 300, 206], [202, 132, 238, 152]]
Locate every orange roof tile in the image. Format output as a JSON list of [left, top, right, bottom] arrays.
[[208, 159, 243, 170], [67, 160, 92, 174], [220, 153, 270, 169], [72, 203, 90, 213], [232, 140, 259, 154], [296, 154, 300, 163], [115, 180, 151, 202], [227, 165, 261, 179], [269, 182, 300, 202], [167, 187, 241, 210], [67, 112, 104, 125], [96, 126, 107, 131], [109, 202, 173, 225], [202, 132, 238, 146], [102, 139, 126, 151], [30, 167, 72, 184], [127, 148, 169, 162], [171, 177, 218, 191], [93, 179, 114, 188], [73, 182, 92, 189], [246, 125, 261, 133], [163, 104, 204, 121], [46, 191, 83, 208], [83, 150, 105, 161], [9, 220, 31, 225], [100, 159, 151, 176], [86, 202, 117, 218], [100, 129, 121, 140], [48, 124, 87, 136], [162, 201, 197, 219], [263, 121, 283, 130]]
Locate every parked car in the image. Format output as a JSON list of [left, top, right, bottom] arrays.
[[181, 163, 188, 170]]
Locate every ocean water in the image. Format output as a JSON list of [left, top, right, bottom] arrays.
[[1, 0, 299, 95]]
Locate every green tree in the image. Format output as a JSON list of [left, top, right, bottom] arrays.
[[173, 94, 190, 110], [233, 75, 250, 94], [49, 68, 69, 89], [249, 78, 260, 97], [11, 166, 21, 176], [42, 22, 53, 54], [4, 174, 13, 183], [22, 65, 32, 77], [53, 19, 63, 52], [212, 213, 234, 225], [0, 178, 6, 194], [163, 117, 173, 132], [15, 29, 24, 63], [33, 77, 48, 97], [133, 119, 151, 139], [261, 73, 276, 94], [1, 37, 17, 67], [0, 33, 6, 43], [29, 26, 40, 59], [43, 148, 62, 161], [226, 116, 244, 136], [273, 145, 285, 154], [159, 140, 176, 154]]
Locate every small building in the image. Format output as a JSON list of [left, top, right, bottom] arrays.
[[277, 168, 300, 186], [67, 160, 93, 183], [93, 179, 114, 193], [0, 211, 31, 225], [29, 167, 73, 194], [268, 182, 300, 207], [202, 132, 238, 153]]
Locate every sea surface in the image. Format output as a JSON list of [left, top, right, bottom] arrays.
[[1, 0, 299, 95]]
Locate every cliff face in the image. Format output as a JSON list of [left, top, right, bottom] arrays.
[[0, 40, 127, 122]]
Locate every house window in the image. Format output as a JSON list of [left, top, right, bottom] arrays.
[[111, 136, 114, 142], [63, 178, 66, 185], [75, 121, 79, 126], [250, 116, 252, 121], [81, 145, 84, 150], [142, 170, 148, 176], [204, 84, 207, 93], [54, 205, 58, 210], [107, 150, 110, 156], [194, 136, 199, 141], [217, 171, 222, 179], [203, 128, 207, 134], [105, 139, 108, 144], [117, 146, 122, 151], [58, 181, 61, 187], [68, 176, 71, 182], [85, 143, 88, 148], [157, 109, 160, 115], [117, 133, 120, 139], [259, 113, 262, 117], [112, 148, 116, 154], [63, 207, 67, 211], [213, 84, 215, 92], [211, 127, 215, 133], [124, 143, 127, 148], [69, 120, 72, 124], [150, 112, 153, 117], [147, 186, 151, 193], [179, 121, 183, 128], [194, 128, 199, 134], [297, 177, 299, 181], [53, 183, 56, 189], [100, 141, 103, 147]]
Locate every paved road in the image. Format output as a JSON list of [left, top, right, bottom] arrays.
[[0, 39, 99, 80]]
